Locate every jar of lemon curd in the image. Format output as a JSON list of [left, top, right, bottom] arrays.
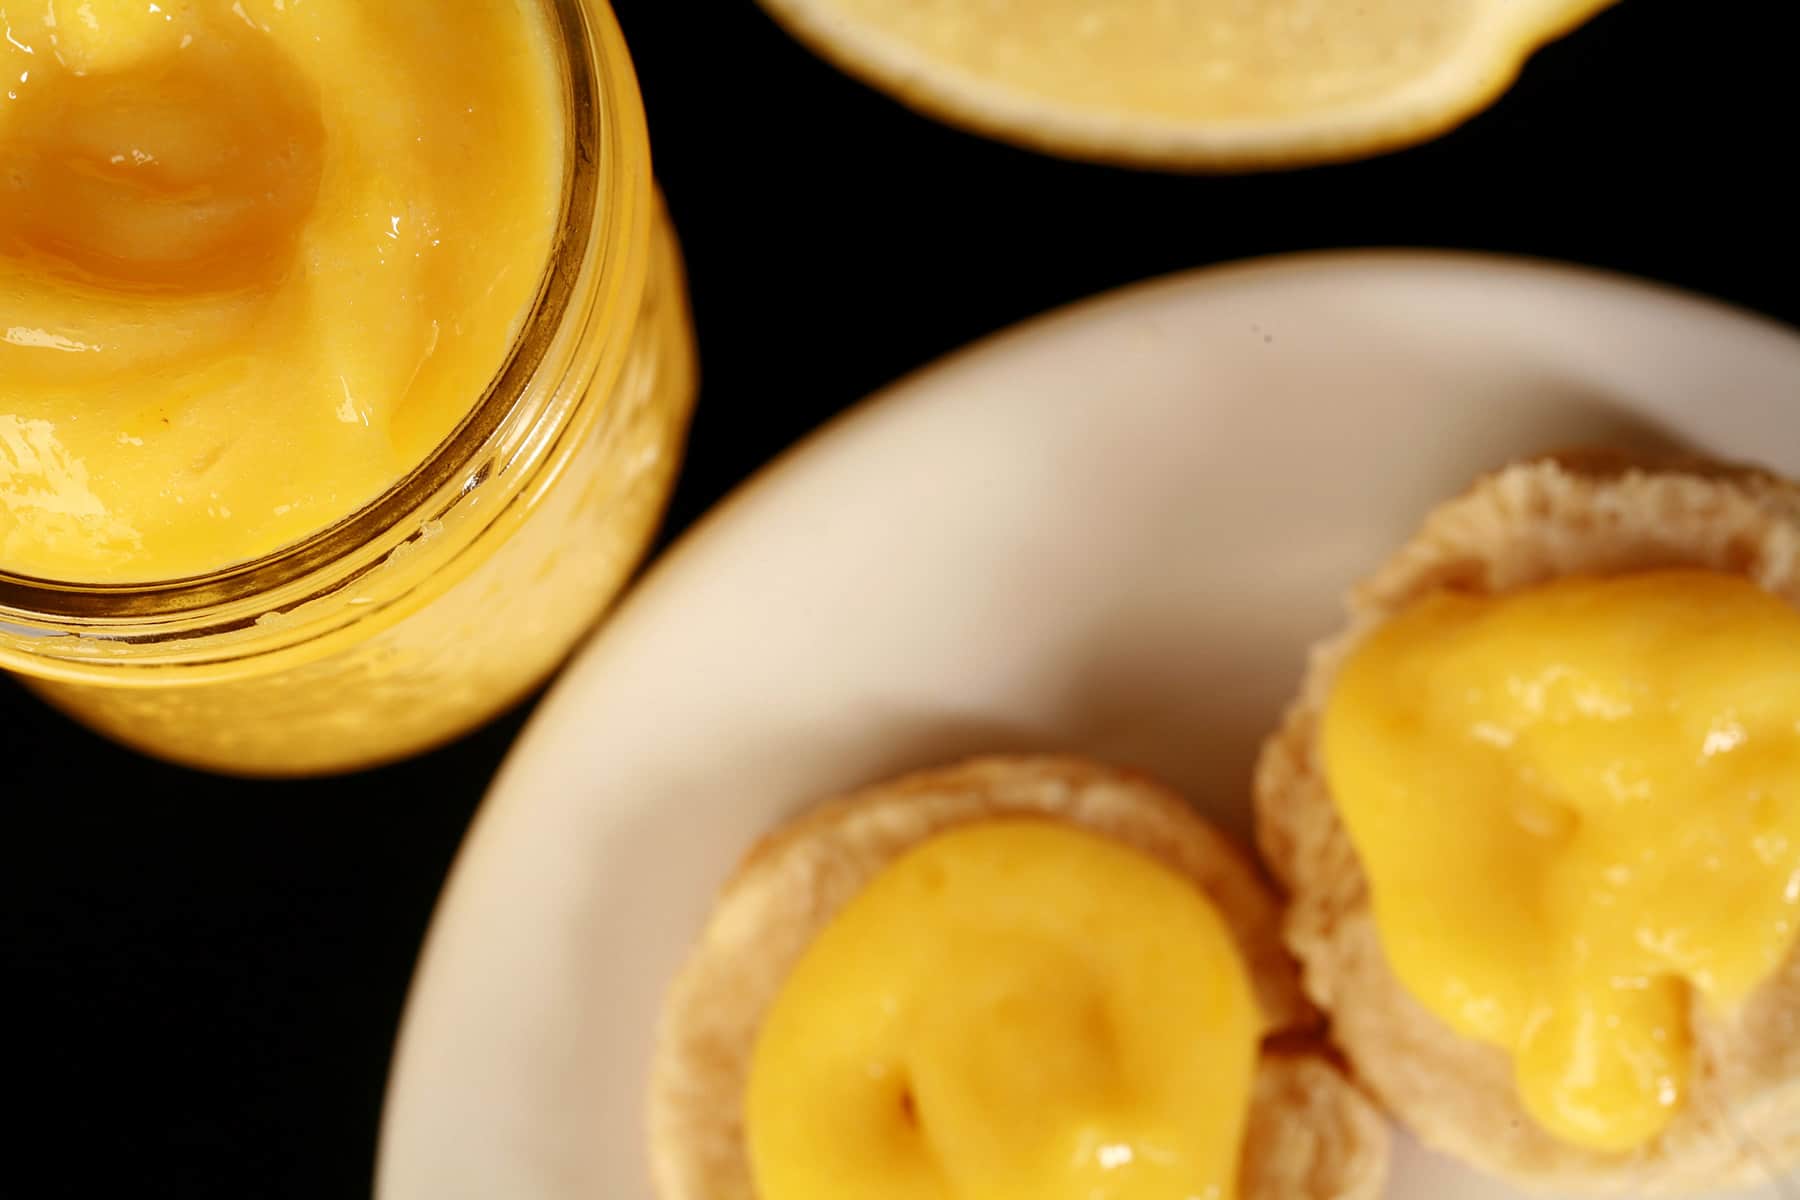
[[0, 0, 696, 775]]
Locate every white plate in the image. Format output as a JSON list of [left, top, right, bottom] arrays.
[[378, 252, 1800, 1200]]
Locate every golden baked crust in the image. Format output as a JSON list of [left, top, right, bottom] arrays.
[[1255, 453, 1800, 1192], [648, 755, 1388, 1200], [1242, 1050, 1392, 1199]]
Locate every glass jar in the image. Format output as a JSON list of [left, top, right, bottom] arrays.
[[0, 0, 697, 776]]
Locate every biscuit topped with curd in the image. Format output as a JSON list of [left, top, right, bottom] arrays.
[[650, 757, 1388, 1200], [1259, 453, 1800, 1191]]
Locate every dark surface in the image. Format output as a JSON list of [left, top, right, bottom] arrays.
[[3, 1, 1793, 1196]]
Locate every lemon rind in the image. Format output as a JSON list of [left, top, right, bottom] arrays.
[[755, 0, 1621, 171]]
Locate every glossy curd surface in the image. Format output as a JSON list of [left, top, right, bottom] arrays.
[[0, 0, 563, 581], [1324, 569, 1800, 1151], [746, 819, 1264, 1200]]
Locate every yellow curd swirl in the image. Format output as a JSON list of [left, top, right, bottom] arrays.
[[1324, 569, 1800, 1152], [0, 0, 562, 581], [745, 819, 1264, 1200]]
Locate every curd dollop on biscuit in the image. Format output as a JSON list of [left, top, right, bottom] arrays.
[[746, 819, 1264, 1200], [1324, 568, 1800, 1151]]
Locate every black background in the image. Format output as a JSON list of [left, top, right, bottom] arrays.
[[4, 1, 1795, 1196]]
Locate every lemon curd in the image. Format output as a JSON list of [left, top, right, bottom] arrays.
[[0, 0, 697, 774], [1324, 569, 1800, 1152], [0, 0, 561, 581], [746, 820, 1264, 1200]]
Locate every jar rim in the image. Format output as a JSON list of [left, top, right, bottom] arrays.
[[0, 0, 646, 631]]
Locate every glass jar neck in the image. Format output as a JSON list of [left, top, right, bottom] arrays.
[[0, 0, 654, 682]]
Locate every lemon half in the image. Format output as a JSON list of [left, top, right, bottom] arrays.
[[756, 0, 1620, 170]]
